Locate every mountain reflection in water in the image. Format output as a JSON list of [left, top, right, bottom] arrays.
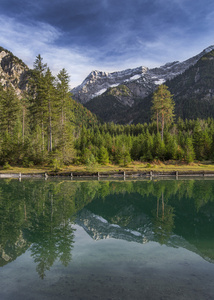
[[0, 178, 214, 280]]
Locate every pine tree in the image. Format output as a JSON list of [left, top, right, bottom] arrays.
[[185, 137, 195, 163], [142, 130, 154, 161], [29, 56, 61, 156], [0, 85, 21, 136], [20, 93, 30, 144], [165, 132, 178, 160], [29, 55, 48, 153], [151, 85, 175, 140], [57, 68, 71, 127], [45, 68, 56, 152], [0, 84, 22, 164], [154, 132, 165, 160], [193, 119, 205, 160], [98, 146, 109, 165], [56, 68, 75, 164]]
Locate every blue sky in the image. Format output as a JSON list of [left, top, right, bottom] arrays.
[[1, 0, 214, 87]]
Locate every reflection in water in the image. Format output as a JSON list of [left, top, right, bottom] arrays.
[[23, 185, 76, 279], [25, 221, 75, 279], [152, 191, 175, 245], [0, 180, 77, 278], [0, 178, 214, 281]]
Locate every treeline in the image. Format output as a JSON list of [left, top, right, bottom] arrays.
[[75, 118, 214, 165]]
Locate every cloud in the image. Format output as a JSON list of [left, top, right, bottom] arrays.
[[0, 14, 96, 87], [0, 0, 214, 88], [0, 15, 61, 62]]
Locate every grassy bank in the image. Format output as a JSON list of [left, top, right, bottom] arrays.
[[1, 161, 214, 174]]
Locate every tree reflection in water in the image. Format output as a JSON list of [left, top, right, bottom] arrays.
[[0, 178, 214, 278], [0, 179, 77, 278], [152, 191, 175, 245]]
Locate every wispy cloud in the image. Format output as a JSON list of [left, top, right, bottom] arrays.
[[0, 0, 214, 88], [0, 15, 97, 87]]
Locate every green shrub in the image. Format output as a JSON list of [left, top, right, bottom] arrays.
[[3, 162, 11, 170]]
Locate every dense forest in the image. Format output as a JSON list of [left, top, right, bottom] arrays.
[[0, 55, 214, 168], [75, 118, 214, 166]]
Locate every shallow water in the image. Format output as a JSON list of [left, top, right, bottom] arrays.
[[0, 178, 214, 299]]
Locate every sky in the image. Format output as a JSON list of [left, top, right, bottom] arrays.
[[0, 0, 214, 88]]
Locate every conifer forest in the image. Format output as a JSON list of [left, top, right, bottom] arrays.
[[1, 55, 214, 169]]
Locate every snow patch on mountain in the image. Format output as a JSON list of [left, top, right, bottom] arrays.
[[129, 74, 142, 81], [71, 66, 148, 104], [92, 88, 107, 98], [154, 78, 166, 85]]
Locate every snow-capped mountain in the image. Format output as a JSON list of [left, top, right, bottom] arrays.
[[71, 66, 148, 104], [71, 45, 214, 104]]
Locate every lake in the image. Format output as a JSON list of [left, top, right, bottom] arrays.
[[0, 178, 214, 300]]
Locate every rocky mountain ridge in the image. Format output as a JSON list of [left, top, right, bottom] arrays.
[[0, 47, 29, 97], [84, 45, 214, 123], [71, 45, 214, 105], [71, 66, 148, 104]]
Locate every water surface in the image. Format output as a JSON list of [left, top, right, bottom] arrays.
[[0, 178, 214, 299]]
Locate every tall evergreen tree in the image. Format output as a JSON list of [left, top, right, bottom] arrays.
[[56, 68, 75, 164], [29, 56, 59, 156], [151, 85, 175, 140], [45, 68, 56, 152], [98, 146, 109, 165], [0, 84, 22, 164], [29, 54, 48, 153], [57, 68, 71, 127], [184, 137, 195, 163], [0, 85, 21, 136]]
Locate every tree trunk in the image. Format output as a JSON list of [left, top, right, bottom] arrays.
[[161, 112, 164, 141], [156, 112, 159, 133], [48, 100, 52, 152], [42, 119, 45, 152], [61, 107, 64, 127], [22, 106, 25, 143]]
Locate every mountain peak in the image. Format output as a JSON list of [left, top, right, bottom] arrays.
[[71, 66, 148, 103], [71, 45, 214, 104]]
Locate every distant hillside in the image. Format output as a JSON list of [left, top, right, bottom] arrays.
[[85, 86, 135, 123], [70, 98, 99, 127], [168, 49, 214, 120]]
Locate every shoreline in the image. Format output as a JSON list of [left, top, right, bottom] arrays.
[[2, 162, 214, 179], [1, 169, 214, 179]]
